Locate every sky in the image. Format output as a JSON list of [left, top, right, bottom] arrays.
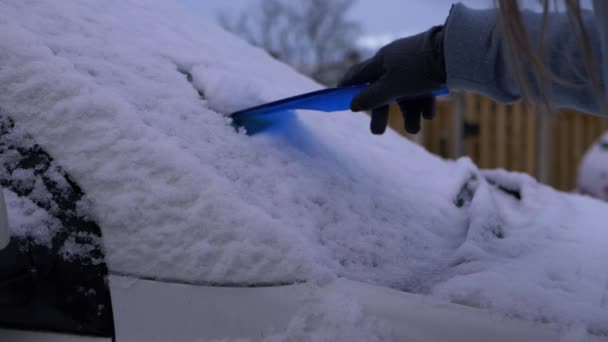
[[181, 0, 492, 49]]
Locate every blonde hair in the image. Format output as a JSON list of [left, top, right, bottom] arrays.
[[496, 0, 605, 113]]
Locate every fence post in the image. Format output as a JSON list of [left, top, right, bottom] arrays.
[[451, 92, 465, 159], [536, 109, 550, 183]]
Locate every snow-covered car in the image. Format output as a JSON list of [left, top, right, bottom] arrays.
[[1, 1, 608, 341]]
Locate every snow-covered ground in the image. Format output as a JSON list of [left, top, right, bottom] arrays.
[[0, 0, 607, 339]]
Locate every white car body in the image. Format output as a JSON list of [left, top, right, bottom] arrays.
[[3, 275, 592, 342]]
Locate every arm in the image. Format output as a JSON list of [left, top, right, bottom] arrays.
[[339, 3, 605, 136], [445, 4, 604, 114]]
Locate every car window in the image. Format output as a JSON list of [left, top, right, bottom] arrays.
[[0, 114, 114, 338]]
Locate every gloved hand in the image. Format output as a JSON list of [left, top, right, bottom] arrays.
[[338, 26, 446, 134]]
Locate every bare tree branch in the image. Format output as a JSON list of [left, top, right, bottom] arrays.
[[217, 0, 362, 86]]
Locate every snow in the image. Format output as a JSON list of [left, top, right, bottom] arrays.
[[4, 189, 61, 247], [577, 132, 608, 200], [435, 170, 608, 334], [0, 0, 607, 338]]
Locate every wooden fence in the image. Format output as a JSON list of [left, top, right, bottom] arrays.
[[388, 92, 608, 191]]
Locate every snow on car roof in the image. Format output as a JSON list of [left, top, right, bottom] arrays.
[[1, 0, 608, 335]]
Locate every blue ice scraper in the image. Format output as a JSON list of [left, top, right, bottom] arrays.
[[230, 85, 448, 134]]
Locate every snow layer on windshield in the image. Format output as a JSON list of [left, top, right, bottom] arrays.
[[4, 189, 61, 247], [0, 0, 466, 286], [1, 0, 607, 335]]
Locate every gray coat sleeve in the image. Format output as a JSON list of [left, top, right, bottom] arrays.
[[443, 3, 604, 115]]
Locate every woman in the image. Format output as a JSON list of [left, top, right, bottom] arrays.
[[340, 1, 605, 135]]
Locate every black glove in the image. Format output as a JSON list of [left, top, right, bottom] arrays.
[[338, 26, 446, 134]]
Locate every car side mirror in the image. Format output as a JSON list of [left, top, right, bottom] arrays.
[[0, 189, 9, 250]]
